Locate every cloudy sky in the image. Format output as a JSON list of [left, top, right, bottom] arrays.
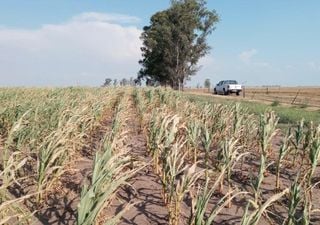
[[0, 0, 319, 87]]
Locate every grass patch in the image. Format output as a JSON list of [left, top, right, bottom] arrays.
[[298, 103, 308, 109], [271, 100, 280, 107], [184, 93, 320, 125]]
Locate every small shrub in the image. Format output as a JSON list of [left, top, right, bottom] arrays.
[[299, 103, 308, 109], [271, 100, 280, 107]]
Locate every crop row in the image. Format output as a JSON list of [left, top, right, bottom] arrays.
[[134, 88, 320, 225], [0, 88, 138, 224]]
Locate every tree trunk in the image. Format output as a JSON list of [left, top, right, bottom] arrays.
[[180, 78, 184, 91]]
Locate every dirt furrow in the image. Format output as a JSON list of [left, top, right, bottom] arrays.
[[107, 94, 168, 225]]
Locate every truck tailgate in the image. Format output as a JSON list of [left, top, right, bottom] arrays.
[[229, 84, 242, 90]]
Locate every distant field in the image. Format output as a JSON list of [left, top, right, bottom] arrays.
[[186, 86, 320, 108]]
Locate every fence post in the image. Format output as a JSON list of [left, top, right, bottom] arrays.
[[291, 90, 300, 105], [252, 91, 255, 100]]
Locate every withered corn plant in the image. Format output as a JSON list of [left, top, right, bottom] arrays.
[[201, 125, 213, 180], [232, 103, 244, 135], [157, 115, 180, 196], [232, 105, 258, 149], [77, 140, 137, 225], [145, 109, 203, 225], [199, 104, 214, 125], [275, 129, 292, 189], [0, 151, 34, 224], [145, 89, 155, 104], [191, 175, 223, 225], [78, 91, 140, 225], [285, 176, 302, 225], [191, 173, 245, 225], [253, 111, 279, 204], [292, 119, 305, 167], [0, 112, 35, 223], [146, 110, 161, 171], [217, 138, 248, 207], [191, 139, 248, 225], [108, 99, 128, 144], [36, 108, 94, 202], [162, 140, 202, 225], [133, 89, 148, 129], [301, 124, 320, 221], [147, 112, 178, 174], [241, 188, 289, 225], [186, 120, 201, 163], [258, 111, 279, 156], [0, 87, 118, 223], [193, 186, 246, 225], [307, 124, 320, 187], [1, 111, 30, 186]]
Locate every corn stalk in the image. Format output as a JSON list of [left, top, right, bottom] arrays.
[[77, 139, 138, 225], [241, 188, 289, 225], [276, 129, 292, 189], [253, 111, 279, 204]]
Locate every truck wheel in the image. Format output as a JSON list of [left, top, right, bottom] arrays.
[[223, 89, 228, 95], [236, 91, 240, 96], [214, 88, 217, 94]]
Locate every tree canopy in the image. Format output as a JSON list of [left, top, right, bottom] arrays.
[[204, 78, 211, 91], [102, 78, 112, 87], [138, 0, 219, 89]]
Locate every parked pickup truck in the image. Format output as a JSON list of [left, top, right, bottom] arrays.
[[213, 80, 242, 95]]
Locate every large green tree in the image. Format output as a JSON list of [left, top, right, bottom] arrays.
[[138, 0, 219, 89], [204, 78, 211, 92]]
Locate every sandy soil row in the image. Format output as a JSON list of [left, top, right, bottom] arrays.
[[107, 94, 169, 225]]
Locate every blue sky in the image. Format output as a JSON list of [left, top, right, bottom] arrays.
[[0, 0, 319, 87]]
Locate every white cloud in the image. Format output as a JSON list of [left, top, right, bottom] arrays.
[[198, 55, 222, 71], [71, 12, 141, 24], [0, 12, 142, 86], [186, 54, 234, 87], [307, 61, 320, 71], [238, 49, 269, 67], [239, 49, 257, 64], [285, 64, 295, 70]]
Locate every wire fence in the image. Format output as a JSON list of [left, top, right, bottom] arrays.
[[185, 87, 320, 108], [244, 87, 320, 108]]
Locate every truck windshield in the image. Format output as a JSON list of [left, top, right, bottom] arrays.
[[226, 80, 238, 84]]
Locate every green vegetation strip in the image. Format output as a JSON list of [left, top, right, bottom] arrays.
[[184, 93, 320, 125]]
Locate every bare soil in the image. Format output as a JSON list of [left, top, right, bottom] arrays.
[[107, 96, 169, 225]]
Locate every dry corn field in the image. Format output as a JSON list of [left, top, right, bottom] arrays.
[[0, 87, 320, 225]]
